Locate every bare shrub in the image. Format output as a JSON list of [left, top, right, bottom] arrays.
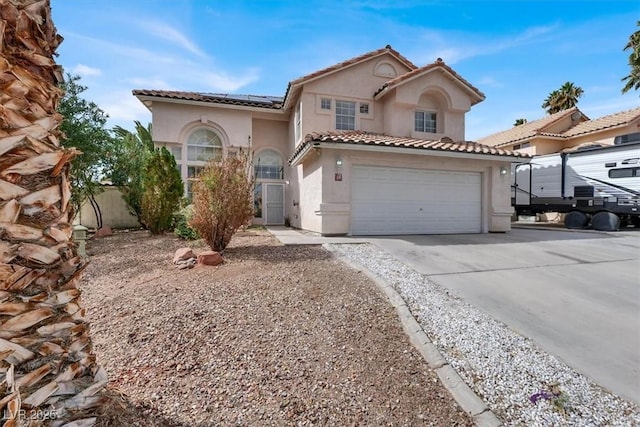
[[190, 152, 254, 251]]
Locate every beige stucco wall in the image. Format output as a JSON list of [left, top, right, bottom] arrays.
[[567, 123, 638, 147], [76, 186, 140, 229], [298, 152, 324, 233], [298, 55, 412, 142], [384, 71, 472, 141], [252, 118, 289, 158], [297, 59, 471, 142], [303, 148, 514, 235], [152, 102, 257, 148]]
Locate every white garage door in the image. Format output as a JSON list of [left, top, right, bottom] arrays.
[[351, 166, 482, 235]]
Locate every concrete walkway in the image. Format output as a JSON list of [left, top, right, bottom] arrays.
[[266, 226, 367, 245]]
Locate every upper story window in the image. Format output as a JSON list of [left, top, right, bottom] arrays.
[[187, 128, 222, 162], [415, 110, 437, 133], [513, 142, 531, 150], [294, 103, 301, 142], [321, 98, 332, 110], [336, 100, 356, 130], [184, 128, 223, 199], [359, 103, 369, 114], [254, 149, 284, 180]]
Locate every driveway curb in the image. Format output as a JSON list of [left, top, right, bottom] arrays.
[[324, 244, 503, 427]]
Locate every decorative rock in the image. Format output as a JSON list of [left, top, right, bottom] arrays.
[[197, 251, 223, 266], [174, 257, 197, 270], [173, 248, 195, 263], [94, 226, 113, 238]]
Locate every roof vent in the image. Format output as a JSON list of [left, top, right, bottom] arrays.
[[570, 111, 581, 121], [436, 57, 444, 63], [385, 44, 392, 49]]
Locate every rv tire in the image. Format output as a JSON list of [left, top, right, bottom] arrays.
[[564, 210, 589, 229], [592, 211, 620, 231]]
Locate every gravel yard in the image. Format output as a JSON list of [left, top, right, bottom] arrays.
[[328, 243, 640, 427], [80, 229, 472, 426]]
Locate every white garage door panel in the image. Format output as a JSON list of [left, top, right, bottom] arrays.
[[351, 166, 481, 235]]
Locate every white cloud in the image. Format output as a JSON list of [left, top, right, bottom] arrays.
[[139, 21, 207, 59], [201, 68, 260, 92], [101, 90, 151, 126], [64, 32, 179, 64], [126, 77, 174, 90], [72, 64, 101, 77], [580, 97, 640, 117], [414, 24, 558, 65], [476, 76, 503, 88]]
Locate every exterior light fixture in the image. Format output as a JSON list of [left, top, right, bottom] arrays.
[[500, 166, 508, 176], [336, 158, 343, 167]]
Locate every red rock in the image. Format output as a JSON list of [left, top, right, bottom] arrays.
[[94, 226, 113, 238], [173, 247, 195, 263], [197, 251, 223, 266]]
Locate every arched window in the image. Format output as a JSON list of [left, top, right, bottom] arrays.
[[254, 149, 283, 180], [184, 128, 223, 198], [187, 128, 222, 162]]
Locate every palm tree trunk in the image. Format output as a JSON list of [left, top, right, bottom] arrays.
[[0, 1, 106, 425]]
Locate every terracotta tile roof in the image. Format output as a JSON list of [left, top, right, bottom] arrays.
[[476, 107, 585, 147], [132, 90, 283, 109], [282, 45, 418, 110], [561, 106, 640, 137], [289, 131, 528, 164], [374, 58, 485, 104]]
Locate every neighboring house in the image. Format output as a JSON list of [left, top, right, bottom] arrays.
[[133, 45, 528, 236], [477, 106, 640, 156]]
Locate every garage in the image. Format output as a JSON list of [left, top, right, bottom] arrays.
[[351, 165, 482, 235]]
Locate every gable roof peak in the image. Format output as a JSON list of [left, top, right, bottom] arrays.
[[374, 57, 485, 104], [281, 46, 417, 111]]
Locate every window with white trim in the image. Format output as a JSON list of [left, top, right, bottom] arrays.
[[336, 100, 356, 130], [294, 103, 301, 142], [187, 129, 222, 162], [254, 149, 284, 180], [185, 128, 222, 199], [359, 103, 369, 114], [321, 98, 331, 110], [415, 110, 437, 133]]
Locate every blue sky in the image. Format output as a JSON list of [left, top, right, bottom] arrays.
[[51, 0, 639, 140]]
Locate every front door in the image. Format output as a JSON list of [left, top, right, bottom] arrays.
[[264, 183, 284, 225]]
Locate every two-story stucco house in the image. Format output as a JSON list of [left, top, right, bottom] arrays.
[[477, 106, 640, 156], [134, 45, 527, 236]]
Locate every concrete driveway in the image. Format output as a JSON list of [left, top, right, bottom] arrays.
[[367, 227, 640, 404]]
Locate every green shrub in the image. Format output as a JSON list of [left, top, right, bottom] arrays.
[[141, 147, 183, 234], [174, 205, 199, 240]]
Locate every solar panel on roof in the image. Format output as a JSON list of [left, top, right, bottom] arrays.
[[247, 95, 273, 104], [224, 94, 252, 102]]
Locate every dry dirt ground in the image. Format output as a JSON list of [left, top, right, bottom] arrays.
[[80, 229, 472, 426]]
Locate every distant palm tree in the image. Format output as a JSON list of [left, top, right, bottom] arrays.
[[542, 82, 584, 114], [622, 21, 640, 94], [513, 118, 528, 126]]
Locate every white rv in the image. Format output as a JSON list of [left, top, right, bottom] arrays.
[[512, 141, 640, 230]]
